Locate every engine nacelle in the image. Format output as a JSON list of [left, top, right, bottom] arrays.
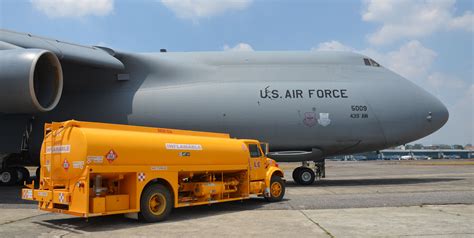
[[0, 49, 63, 114]]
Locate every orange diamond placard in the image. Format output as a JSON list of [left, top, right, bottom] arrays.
[[105, 149, 118, 163]]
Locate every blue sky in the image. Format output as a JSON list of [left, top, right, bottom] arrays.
[[1, 0, 473, 145]]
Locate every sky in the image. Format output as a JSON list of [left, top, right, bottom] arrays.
[[1, 0, 473, 145]]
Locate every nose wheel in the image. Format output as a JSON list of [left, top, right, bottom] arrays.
[[291, 160, 325, 185], [292, 167, 315, 185]]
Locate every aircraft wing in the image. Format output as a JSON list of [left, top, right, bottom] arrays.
[[0, 29, 124, 70], [0, 29, 124, 114]]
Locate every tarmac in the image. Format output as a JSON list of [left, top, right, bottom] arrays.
[[0, 160, 473, 237]]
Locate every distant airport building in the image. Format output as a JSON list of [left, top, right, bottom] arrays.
[[380, 149, 473, 159], [331, 149, 474, 161]]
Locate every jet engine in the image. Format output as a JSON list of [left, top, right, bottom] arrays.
[[0, 49, 63, 114]]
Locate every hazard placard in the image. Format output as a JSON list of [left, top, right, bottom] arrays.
[[105, 149, 118, 163]]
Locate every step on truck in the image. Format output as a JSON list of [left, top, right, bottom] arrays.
[[22, 120, 285, 222]]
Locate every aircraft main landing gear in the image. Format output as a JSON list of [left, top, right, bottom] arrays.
[[0, 167, 29, 186], [0, 154, 32, 186], [0, 168, 18, 186], [292, 160, 325, 185]]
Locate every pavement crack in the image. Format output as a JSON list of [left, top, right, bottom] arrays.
[[299, 210, 334, 238], [0, 213, 49, 226], [286, 199, 297, 210], [422, 206, 465, 217], [34, 221, 87, 236], [58, 231, 71, 238]]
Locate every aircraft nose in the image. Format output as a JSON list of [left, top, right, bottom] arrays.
[[369, 73, 449, 147], [423, 94, 449, 134]]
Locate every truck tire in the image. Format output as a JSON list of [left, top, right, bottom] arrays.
[[0, 168, 19, 186], [139, 184, 173, 222], [266, 175, 285, 202], [297, 167, 315, 185]]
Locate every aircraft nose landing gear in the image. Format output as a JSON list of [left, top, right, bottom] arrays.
[[291, 160, 325, 185]]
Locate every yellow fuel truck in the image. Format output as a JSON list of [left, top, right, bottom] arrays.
[[22, 120, 284, 222]]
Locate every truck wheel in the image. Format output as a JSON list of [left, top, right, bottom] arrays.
[[266, 175, 285, 202], [297, 167, 315, 185], [139, 184, 173, 222], [0, 168, 19, 186]]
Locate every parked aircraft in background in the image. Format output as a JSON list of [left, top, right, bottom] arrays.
[[400, 155, 432, 160], [0, 29, 448, 185]]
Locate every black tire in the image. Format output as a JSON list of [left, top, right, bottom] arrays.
[[292, 167, 303, 184], [15, 167, 30, 185], [35, 167, 41, 188], [35, 167, 41, 180], [297, 167, 315, 185], [139, 184, 173, 222], [266, 175, 285, 202], [0, 168, 19, 186]]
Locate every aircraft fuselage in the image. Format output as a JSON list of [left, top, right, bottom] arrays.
[[0, 51, 448, 163]]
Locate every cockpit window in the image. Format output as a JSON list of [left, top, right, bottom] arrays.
[[363, 58, 381, 67], [369, 59, 380, 67], [363, 58, 371, 66]]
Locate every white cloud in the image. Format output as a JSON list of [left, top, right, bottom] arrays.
[[223, 43, 254, 52], [448, 11, 474, 30], [451, 84, 474, 144], [423, 72, 469, 112], [31, 0, 113, 18], [378, 40, 437, 80], [426, 72, 466, 91], [311, 40, 354, 52], [315, 40, 437, 81], [362, 0, 474, 45], [161, 0, 252, 20]]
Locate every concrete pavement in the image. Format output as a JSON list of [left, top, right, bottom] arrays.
[[1, 160, 473, 237]]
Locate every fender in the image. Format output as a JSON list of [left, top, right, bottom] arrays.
[[264, 159, 285, 187]]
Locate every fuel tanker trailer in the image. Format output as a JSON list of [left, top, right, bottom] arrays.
[[22, 120, 285, 222]]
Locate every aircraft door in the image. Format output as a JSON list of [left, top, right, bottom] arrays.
[[247, 143, 266, 181]]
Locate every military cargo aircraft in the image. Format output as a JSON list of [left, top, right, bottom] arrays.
[[0, 29, 448, 185]]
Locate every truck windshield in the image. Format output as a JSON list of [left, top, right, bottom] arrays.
[[260, 143, 268, 155], [248, 144, 262, 158]]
